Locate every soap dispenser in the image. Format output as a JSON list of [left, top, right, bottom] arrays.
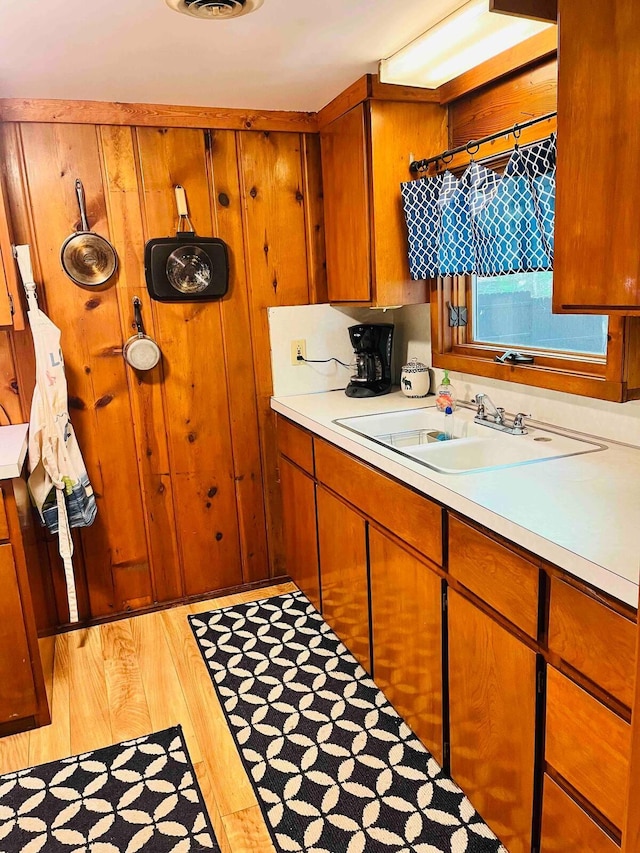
[[435, 370, 457, 412]]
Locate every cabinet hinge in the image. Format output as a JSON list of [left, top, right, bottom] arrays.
[[443, 741, 450, 765], [537, 669, 545, 696], [442, 589, 448, 613], [7, 293, 14, 316]]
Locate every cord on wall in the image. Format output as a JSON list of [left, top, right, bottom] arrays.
[[297, 355, 352, 369]]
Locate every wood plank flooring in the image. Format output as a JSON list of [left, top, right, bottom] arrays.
[[0, 582, 296, 853]]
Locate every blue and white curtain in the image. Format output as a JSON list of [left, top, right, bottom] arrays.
[[401, 134, 556, 280]]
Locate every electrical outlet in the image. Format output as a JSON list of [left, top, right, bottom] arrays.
[[290, 339, 307, 366]]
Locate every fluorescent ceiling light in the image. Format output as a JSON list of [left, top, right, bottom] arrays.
[[379, 0, 555, 89]]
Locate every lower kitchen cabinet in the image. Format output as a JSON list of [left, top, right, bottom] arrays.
[[317, 485, 370, 672], [279, 455, 321, 610], [0, 480, 49, 733], [448, 589, 538, 853], [369, 526, 444, 765], [541, 775, 619, 853]]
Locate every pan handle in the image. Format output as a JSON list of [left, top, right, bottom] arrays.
[[75, 179, 90, 232], [133, 297, 145, 337], [174, 185, 195, 233]]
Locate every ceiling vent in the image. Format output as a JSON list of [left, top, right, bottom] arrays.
[[165, 0, 263, 18]]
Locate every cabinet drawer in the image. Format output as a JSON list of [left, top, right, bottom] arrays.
[[448, 516, 540, 638], [277, 416, 314, 475], [548, 577, 635, 708], [0, 487, 8, 541], [541, 775, 618, 853], [315, 440, 443, 566], [546, 667, 630, 830]]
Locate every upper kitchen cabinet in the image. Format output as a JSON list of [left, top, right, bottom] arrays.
[[554, 0, 640, 314], [319, 76, 447, 306]]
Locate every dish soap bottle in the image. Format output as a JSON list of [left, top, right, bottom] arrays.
[[437, 406, 454, 441], [435, 370, 457, 413]]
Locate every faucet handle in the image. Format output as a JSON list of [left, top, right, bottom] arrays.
[[512, 412, 531, 432], [495, 407, 506, 424]]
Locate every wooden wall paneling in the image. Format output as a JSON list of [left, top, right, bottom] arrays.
[[0, 99, 318, 134], [448, 58, 557, 150], [237, 130, 313, 577], [438, 29, 557, 104], [205, 129, 269, 584], [18, 122, 151, 618], [301, 133, 327, 305], [99, 124, 183, 604], [135, 126, 242, 596]]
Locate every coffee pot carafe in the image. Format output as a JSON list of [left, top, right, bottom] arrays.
[[345, 323, 394, 398]]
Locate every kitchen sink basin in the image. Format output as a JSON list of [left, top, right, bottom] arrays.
[[334, 406, 606, 474]]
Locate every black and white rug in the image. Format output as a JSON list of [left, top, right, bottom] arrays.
[[0, 727, 218, 852], [190, 591, 507, 853]]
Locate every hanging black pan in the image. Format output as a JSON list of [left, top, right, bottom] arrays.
[[144, 185, 228, 303], [61, 179, 118, 287]]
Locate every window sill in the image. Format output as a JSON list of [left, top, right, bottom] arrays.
[[431, 351, 633, 403]]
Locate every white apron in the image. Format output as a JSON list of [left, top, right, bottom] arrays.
[[17, 246, 97, 623]]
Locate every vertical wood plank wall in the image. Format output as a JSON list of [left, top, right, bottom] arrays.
[[0, 120, 325, 631]]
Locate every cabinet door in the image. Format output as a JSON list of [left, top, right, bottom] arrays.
[[369, 527, 443, 764], [0, 543, 39, 723], [320, 103, 372, 303], [280, 456, 320, 610], [448, 590, 537, 853], [316, 486, 370, 671], [541, 775, 618, 853], [554, 0, 640, 313]]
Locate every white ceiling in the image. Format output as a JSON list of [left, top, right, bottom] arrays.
[[0, 0, 468, 112]]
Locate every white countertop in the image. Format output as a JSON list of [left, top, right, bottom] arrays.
[[272, 390, 640, 608], [0, 423, 28, 480]]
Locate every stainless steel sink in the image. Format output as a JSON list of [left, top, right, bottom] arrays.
[[334, 407, 607, 474]]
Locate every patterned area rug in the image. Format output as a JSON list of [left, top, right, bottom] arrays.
[[0, 727, 218, 852], [190, 591, 508, 853]]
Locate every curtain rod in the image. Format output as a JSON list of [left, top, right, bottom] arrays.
[[409, 111, 558, 174]]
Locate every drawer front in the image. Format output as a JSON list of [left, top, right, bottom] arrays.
[[448, 516, 540, 638], [0, 487, 8, 541], [277, 416, 315, 475], [546, 666, 630, 830], [315, 439, 443, 566], [548, 577, 635, 708], [541, 775, 619, 853]]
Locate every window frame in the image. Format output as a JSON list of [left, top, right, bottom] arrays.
[[430, 275, 631, 402]]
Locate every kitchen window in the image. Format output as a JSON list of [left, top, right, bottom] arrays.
[[472, 271, 608, 357], [430, 273, 633, 402]]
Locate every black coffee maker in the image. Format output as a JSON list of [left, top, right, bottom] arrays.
[[345, 324, 394, 398]]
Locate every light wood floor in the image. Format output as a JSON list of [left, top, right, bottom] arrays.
[[0, 582, 297, 853]]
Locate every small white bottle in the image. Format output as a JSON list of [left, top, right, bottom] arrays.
[[443, 406, 454, 440]]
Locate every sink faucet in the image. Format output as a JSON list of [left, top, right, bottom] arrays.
[[471, 394, 530, 435], [472, 394, 505, 425]]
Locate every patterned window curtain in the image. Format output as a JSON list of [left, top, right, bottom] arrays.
[[471, 139, 554, 276], [400, 134, 557, 278], [437, 168, 477, 276], [400, 172, 444, 279]]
